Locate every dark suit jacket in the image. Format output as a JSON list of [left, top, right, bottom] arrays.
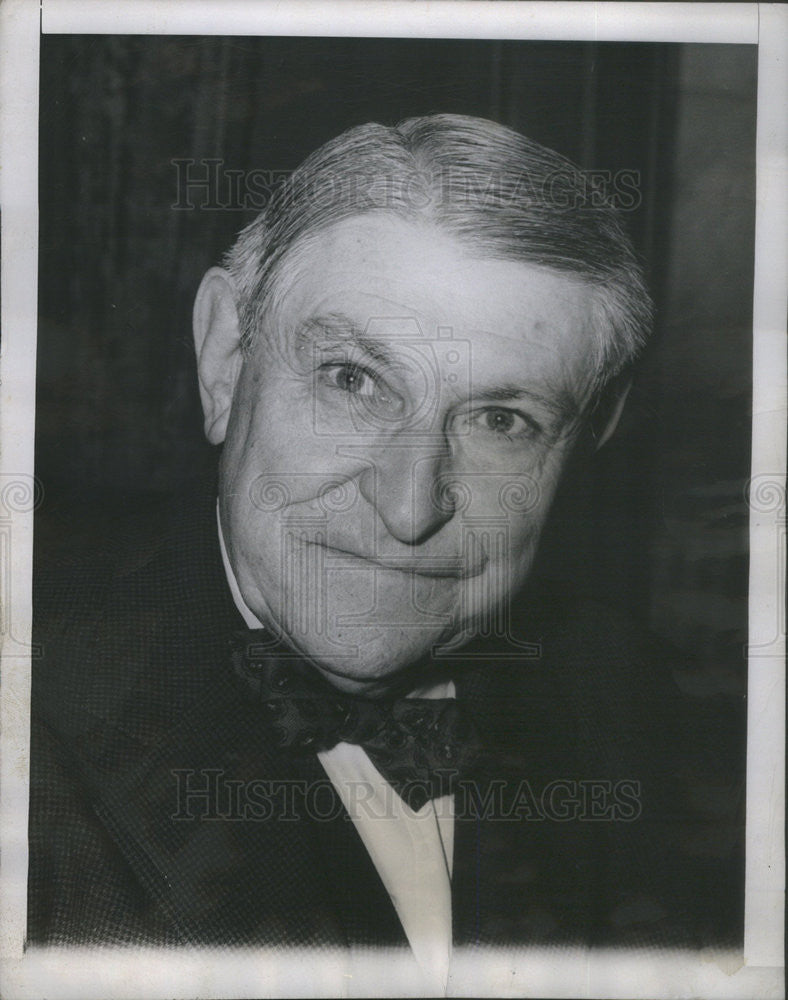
[[28, 481, 744, 950]]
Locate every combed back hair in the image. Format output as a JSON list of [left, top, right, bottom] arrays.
[[223, 113, 653, 391]]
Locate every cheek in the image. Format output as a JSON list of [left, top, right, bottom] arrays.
[[224, 392, 335, 506], [492, 522, 542, 587], [509, 525, 543, 589], [469, 513, 545, 600]]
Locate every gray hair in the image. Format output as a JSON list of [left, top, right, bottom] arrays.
[[223, 113, 653, 390]]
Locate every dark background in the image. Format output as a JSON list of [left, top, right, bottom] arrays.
[[36, 37, 756, 708]]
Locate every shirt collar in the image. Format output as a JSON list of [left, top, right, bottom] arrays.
[[217, 501, 263, 630]]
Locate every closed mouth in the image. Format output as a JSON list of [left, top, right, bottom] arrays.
[[304, 541, 486, 580]]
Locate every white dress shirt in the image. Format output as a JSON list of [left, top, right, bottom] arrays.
[[217, 510, 454, 991]]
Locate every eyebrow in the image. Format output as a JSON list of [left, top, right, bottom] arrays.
[[295, 313, 400, 369], [297, 312, 583, 431]]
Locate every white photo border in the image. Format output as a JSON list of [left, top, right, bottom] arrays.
[[1, 2, 784, 997]]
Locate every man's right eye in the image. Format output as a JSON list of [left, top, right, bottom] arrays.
[[318, 363, 407, 419]]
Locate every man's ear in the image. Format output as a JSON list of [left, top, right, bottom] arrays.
[[193, 267, 244, 445], [590, 374, 632, 450]]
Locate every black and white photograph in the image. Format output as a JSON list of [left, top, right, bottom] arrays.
[[0, 3, 785, 997]]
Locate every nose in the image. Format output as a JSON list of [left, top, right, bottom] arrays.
[[358, 438, 454, 545]]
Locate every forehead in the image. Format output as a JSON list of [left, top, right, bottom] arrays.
[[272, 213, 596, 389]]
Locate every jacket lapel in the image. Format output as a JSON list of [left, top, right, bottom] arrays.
[[84, 670, 346, 946], [75, 665, 408, 948], [451, 634, 598, 947]]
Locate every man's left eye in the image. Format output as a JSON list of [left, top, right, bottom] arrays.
[[474, 407, 541, 440]]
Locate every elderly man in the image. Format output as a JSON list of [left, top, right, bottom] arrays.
[[29, 115, 741, 973]]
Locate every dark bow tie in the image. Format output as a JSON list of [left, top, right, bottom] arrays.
[[229, 630, 481, 811]]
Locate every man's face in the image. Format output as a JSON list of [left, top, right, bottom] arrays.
[[212, 214, 596, 695]]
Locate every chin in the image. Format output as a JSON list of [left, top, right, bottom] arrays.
[[292, 622, 454, 697], [259, 565, 458, 663]]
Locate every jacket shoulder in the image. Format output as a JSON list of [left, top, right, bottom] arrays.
[[32, 480, 239, 743]]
